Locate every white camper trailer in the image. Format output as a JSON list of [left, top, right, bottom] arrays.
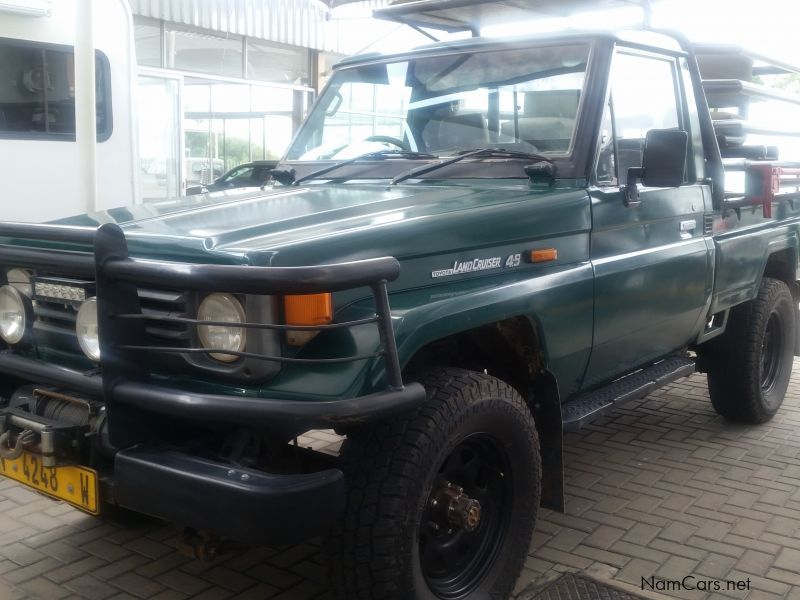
[[0, 0, 138, 222]]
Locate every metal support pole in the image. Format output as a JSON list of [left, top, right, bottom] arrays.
[[642, 0, 653, 29], [75, 0, 97, 214], [372, 282, 404, 390]]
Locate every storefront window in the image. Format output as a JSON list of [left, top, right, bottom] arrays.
[[134, 20, 315, 197], [138, 76, 181, 200], [211, 83, 250, 113], [252, 86, 296, 158], [251, 86, 294, 113], [183, 83, 210, 113], [217, 119, 251, 171], [166, 27, 243, 79], [264, 115, 295, 159], [247, 39, 310, 86], [133, 18, 162, 68]]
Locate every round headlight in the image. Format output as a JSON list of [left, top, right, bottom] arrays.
[[76, 297, 100, 362], [0, 285, 26, 344], [6, 268, 32, 297], [197, 293, 246, 362]]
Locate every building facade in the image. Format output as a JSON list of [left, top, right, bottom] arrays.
[[128, 0, 421, 200], [129, 0, 331, 200]]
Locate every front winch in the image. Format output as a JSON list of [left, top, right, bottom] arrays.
[[0, 386, 107, 467], [0, 428, 35, 461]]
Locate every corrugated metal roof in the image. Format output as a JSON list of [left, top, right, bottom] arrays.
[[330, 0, 390, 8], [129, 0, 330, 50], [374, 0, 649, 33]]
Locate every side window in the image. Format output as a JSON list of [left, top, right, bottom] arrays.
[[228, 167, 255, 184], [679, 58, 705, 182], [610, 52, 681, 184], [595, 101, 617, 185], [0, 38, 112, 141]]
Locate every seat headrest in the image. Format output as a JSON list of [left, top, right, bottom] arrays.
[[524, 90, 581, 118], [422, 111, 488, 152]]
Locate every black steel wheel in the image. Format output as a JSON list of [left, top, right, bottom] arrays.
[[760, 311, 784, 393], [704, 277, 795, 423], [420, 433, 512, 598], [327, 367, 541, 600]]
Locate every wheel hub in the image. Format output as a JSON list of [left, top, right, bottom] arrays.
[[419, 433, 513, 598], [429, 481, 482, 533]]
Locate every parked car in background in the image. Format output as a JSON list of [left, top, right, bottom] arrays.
[[186, 160, 278, 195], [184, 157, 225, 187]]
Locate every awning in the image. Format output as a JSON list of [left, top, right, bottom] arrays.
[[129, 0, 330, 50], [325, 0, 390, 6], [374, 0, 651, 33]]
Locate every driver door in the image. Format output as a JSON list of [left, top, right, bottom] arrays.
[[584, 49, 711, 386]]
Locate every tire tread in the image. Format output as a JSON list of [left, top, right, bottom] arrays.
[[706, 277, 795, 423], [327, 367, 540, 600]]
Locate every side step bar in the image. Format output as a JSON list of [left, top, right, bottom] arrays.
[[561, 356, 696, 431]]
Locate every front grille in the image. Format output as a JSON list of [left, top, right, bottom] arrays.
[[33, 294, 81, 354], [20, 270, 278, 381], [137, 288, 192, 342], [1, 221, 402, 390], [32, 282, 191, 353]]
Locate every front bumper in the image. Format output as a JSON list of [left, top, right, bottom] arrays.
[[114, 447, 344, 546], [0, 351, 425, 544]]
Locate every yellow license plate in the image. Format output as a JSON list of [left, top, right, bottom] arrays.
[[0, 452, 99, 514]]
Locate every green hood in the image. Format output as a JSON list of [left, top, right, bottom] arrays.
[[58, 182, 590, 287]]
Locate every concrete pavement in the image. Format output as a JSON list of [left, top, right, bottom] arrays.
[[3, 363, 800, 599]]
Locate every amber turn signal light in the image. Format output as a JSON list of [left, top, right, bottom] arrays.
[[284, 293, 333, 346], [529, 248, 558, 263], [285, 293, 333, 325]]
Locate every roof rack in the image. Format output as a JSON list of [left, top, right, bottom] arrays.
[[694, 44, 800, 77], [694, 45, 800, 157], [704, 80, 800, 109]]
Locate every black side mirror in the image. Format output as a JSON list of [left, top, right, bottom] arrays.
[[269, 168, 296, 186], [624, 129, 688, 207]]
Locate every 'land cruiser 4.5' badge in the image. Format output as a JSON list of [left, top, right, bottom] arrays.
[[431, 254, 520, 278]]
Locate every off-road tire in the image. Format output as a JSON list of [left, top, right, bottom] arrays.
[[705, 277, 795, 423], [326, 367, 541, 600]]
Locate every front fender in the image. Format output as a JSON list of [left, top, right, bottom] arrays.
[[384, 263, 594, 398], [258, 265, 593, 404]]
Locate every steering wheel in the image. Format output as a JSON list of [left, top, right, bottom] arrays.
[[364, 135, 408, 150]]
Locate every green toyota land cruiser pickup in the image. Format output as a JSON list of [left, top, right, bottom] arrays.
[[2, 25, 800, 600]]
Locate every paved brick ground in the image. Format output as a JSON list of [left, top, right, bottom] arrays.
[[3, 361, 800, 599]]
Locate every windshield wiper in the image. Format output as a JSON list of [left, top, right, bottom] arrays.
[[292, 150, 436, 186], [388, 147, 553, 186]]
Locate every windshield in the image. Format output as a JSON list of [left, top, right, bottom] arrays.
[[286, 43, 590, 162], [223, 166, 254, 183]]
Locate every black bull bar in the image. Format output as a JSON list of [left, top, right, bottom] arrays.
[[0, 222, 425, 443]]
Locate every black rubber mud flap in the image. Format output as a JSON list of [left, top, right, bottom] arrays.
[[531, 370, 564, 512]]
